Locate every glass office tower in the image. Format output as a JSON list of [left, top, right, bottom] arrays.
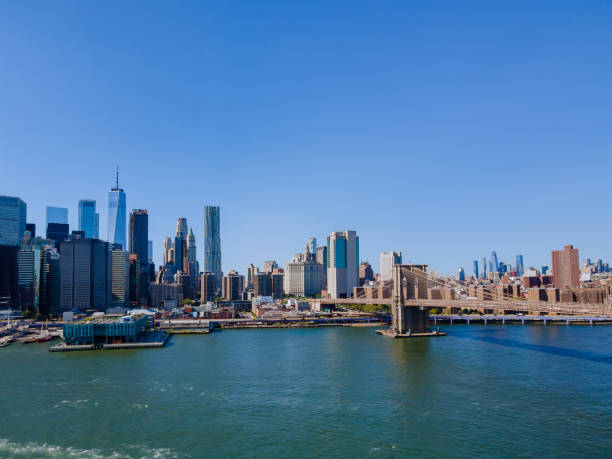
[[108, 170, 126, 250], [204, 206, 222, 290], [129, 209, 149, 304], [78, 200, 99, 239], [0, 195, 27, 246], [515, 255, 524, 276], [46, 206, 68, 225]]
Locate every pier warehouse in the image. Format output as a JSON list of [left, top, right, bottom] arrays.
[[63, 314, 154, 346]]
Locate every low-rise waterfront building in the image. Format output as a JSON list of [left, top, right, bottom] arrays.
[[63, 314, 154, 346]]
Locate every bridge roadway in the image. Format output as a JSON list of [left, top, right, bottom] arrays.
[[311, 297, 612, 316]]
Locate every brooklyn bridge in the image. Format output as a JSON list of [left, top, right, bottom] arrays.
[[310, 265, 612, 337]]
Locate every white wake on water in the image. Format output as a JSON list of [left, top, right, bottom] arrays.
[[0, 438, 187, 458]]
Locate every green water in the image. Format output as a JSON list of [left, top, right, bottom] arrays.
[[0, 325, 611, 458]]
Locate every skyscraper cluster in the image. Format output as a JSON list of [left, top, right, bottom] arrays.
[[2, 172, 610, 317], [155, 215, 205, 308], [470, 250, 526, 281], [0, 169, 160, 315]]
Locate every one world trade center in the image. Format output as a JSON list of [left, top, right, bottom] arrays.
[[108, 167, 126, 250]]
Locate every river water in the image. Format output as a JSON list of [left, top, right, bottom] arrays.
[[0, 324, 611, 458]]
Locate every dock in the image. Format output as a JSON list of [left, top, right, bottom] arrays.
[[376, 328, 447, 338], [49, 331, 169, 352], [167, 328, 210, 334]]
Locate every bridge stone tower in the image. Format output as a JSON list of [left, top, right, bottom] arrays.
[[391, 264, 431, 335]]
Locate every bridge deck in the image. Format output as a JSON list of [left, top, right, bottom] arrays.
[[312, 298, 612, 315]]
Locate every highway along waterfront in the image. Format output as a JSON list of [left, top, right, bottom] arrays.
[[0, 325, 611, 458]]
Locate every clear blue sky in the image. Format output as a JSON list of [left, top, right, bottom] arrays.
[[1, 1, 610, 275]]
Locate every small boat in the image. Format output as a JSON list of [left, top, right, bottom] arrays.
[[35, 332, 53, 343], [0, 336, 14, 347], [22, 334, 40, 344], [25, 321, 55, 343]]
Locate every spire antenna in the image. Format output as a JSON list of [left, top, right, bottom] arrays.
[[115, 164, 119, 189]]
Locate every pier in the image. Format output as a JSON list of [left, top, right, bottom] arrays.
[[431, 315, 612, 325], [50, 331, 169, 352], [376, 329, 447, 338]]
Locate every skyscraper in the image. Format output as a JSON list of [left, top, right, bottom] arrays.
[[129, 210, 149, 264], [46, 223, 70, 248], [246, 264, 258, 289], [46, 207, 69, 250], [204, 206, 222, 290], [176, 218, 188, 239], [515, 255, 524, 276], [0, 245, 18, 308], [60, 237, 111, 311], [163, 237, 173, 265], [222, 270, 243, 301], [271, 271, 284, 300], [380, 251, 402, 281], [25, 223, 36, 239], [17, 248, 36, 310], [174, 217, 188, 273], [0, 195, 27, 246], [129, 209, 149, 304], [78, 200, 99, 239], [174, 236, 184, 272], [285, 242, 324, 297], [200, 272, 216, 303], [46, 206, 68, 225], [316, 246, 327, 285], [111, 246, 129, 308], [473, 260, 479, 279], [108, 167, 127, 250], [327, 230, 359, 298], [186, 228, 197, 278], [40, 247, 60, 317], [128, 254, 140, 304], [481, 257, 487, 278], [551, 245, 580, 288], [490, 250, 499, 273], [254, 273, 272, 297], [0, 195, 24, 309], [307, 237, 317, 254]]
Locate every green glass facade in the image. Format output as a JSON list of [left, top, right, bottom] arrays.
[[334, 239, 346, 268]]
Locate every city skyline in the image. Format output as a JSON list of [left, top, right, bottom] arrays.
[[4, 185, 609, 278], [1, 2, 610, 275]]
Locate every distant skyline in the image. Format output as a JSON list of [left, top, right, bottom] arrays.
[[1, 1, 611, 274]]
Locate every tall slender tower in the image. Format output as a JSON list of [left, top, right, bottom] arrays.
[[490, 250, 499, 273], [129, 209, 149, 304], [186, 228, 197, 279], [175, 218, 188, 273], [204, 206, 222, 290], [515, 255, 524, 276], [176, 218, 188, 239], [78, 200, 99, 239], [163, 237, 173, 265], [107, 166, 127, 250]]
